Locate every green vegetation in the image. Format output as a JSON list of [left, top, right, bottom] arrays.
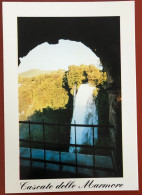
[[19, 69, 69, 120], [18, 64, 106, 121], [65, 64, 106, 96]]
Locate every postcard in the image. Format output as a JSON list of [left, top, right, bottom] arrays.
[[3, 1, 138, 193]]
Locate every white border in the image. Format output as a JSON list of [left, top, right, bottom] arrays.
[[3, 1, 138, 193]]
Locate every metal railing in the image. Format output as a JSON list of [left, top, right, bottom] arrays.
[[19, 120, 116, 176]]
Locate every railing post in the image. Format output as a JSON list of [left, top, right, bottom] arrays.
[[74, 120, 78, 174], [93, 125, 95, 175], [58, 126, 62, 171], [29, 120, 32, 169], [43, 119, 46, 170]]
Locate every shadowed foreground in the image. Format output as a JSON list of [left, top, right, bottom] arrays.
[[20, 147, 115, 179]]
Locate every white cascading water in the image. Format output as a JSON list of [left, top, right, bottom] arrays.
[[69, 83, 98, 152]]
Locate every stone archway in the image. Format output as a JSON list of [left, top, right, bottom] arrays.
[[18, 17, 122, 176]]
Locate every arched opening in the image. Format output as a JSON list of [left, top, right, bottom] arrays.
[[19, 38, 109, 148]]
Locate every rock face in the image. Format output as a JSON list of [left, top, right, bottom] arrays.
[[108, 87, 122, 176], [18, 17, 122, 175]]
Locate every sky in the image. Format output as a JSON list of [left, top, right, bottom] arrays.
[[18, 39, 101, 73]]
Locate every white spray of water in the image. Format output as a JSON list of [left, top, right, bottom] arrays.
[[69, 83, 98, 152]]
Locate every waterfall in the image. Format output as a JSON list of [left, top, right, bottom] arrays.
[[69, 83, 98, 152]]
